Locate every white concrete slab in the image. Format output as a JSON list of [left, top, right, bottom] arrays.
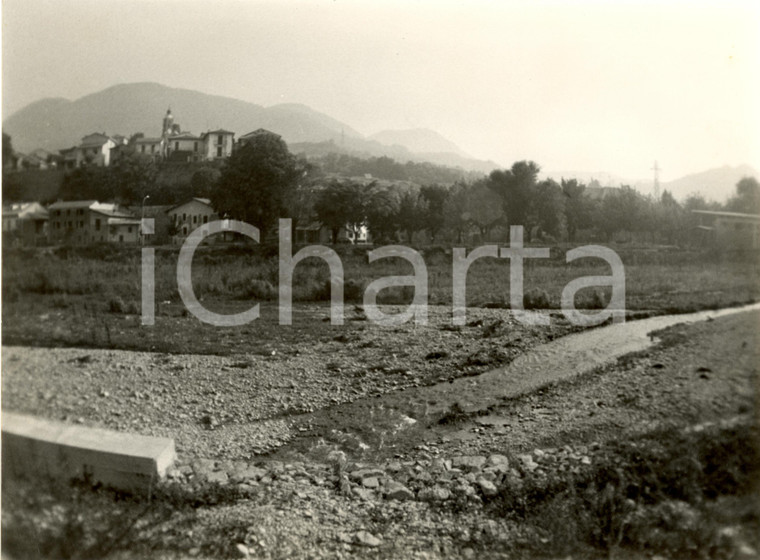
[[2, 411, 176, 493]]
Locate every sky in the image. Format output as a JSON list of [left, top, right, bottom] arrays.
[[2, 0, 759, 180]]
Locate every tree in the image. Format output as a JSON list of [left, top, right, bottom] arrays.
[[594, 186, 642, 241], [365, 186, 400, 243], [561, 178, 591, 242], [419, 184, 449, 242], [464, 180, 503, 238], [190, 166, 221, 197], [534, 178, 564, 239], [3, 132, 13, 169], [313, 179, 366, 243], [443, 181, 470, 243], [726, 176, 760, 214], [488, 160, 541, 240], [212, 132, 301, 239], [396, 189, 426, 242]]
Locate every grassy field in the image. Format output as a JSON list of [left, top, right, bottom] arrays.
[[3, 243, 759, 355]]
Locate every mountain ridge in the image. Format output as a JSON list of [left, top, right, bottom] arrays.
[[3, 82, 492, 172]]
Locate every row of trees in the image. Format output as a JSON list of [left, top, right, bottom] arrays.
[[9, 129, 759, 245]]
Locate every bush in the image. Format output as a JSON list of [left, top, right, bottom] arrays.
[[523, 287, 553, 309]]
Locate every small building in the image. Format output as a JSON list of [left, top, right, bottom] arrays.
[[2, 202, 49, 246], [48, 200, 140, 245], [166, 198, 218, 242], [200, 130, 235, 160], [692, 210, 760, 250], [133, 137, 164, 161], [76, 133, 117, 167]]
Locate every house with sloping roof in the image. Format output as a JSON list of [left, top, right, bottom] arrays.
[[166, 198, 218, 243], [47, 200, 140, 244], [76, 133, 117, 167], [2, 202, 49, 246]]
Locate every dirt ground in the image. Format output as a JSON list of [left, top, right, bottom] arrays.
[[2, 309, 758, 559]]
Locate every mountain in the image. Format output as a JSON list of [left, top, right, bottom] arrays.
[[3, 82, 496, 173], [3, 82, 362, 153], [369, 128, 469, 158], [660, 164, 758, 203], [545, 165, 758, 203]]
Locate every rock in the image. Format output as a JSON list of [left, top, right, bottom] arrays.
[[362, 477, 379, 488], [234, 543, 250, 557], [418, 486, 451, 502], [486, 454, 509, 468], [477, 478, 498, 497], [191, 458, 216, 476], [231, 466, 267, 482], [349, 468, 385, 482], [206, 471, 229, 484], [355, 531, 382, 547], [517, 454, 538, 472], [451, 456, 487, 472], [580, 456, 591, 465], [385, 481, 414, 501], [353, 487, 375, 500]]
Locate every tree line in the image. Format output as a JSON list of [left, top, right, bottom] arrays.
[[6, 130, 759, 245]]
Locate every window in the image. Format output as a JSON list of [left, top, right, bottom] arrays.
[[95, 219, 101, 231], [217, 146, 222, 157], [151, 145, 155, 154], [56, 210, 61, 216], [193, 215, 197, 224], [183, 213, 187, 222], [79, 221, 84, 228], [218, 134, 223, 144], [175, 142, 179, 151], [203, 216, 208, 224], [128, 226, 133, 234], [119, 235, 124, 243], [141, 145, 146, 153], [67, 209, 71, 216], [194, 142, 198, 152]]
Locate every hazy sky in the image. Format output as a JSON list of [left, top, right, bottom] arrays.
[[2, 0, 759, 179]]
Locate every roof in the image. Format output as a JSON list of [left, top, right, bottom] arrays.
[[238, 129, 279, 140], [80, 133, 113, 148], [203, 129, 235, 136], [107, 217, 142, 226], [134, 137, 163, 144], [692, 210, 760, 220], [166, 198, 214, 213], [169, 132, 201, 140], [48, 200, 99, 210]]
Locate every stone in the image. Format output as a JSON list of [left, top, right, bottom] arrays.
[[234, 543, 250, 557], [385, 481, 414, 501], [477, 478, 498, 497], [451, 455, 487, 472], [362, 477, 379, 488], [206, 471, 229, 484], [230, 466, 266, 482], [349, 468, 385, 482], [355, 531, 382, 547], [418, 486, 451, 502]]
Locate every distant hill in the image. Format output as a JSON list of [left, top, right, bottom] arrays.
[[660, 164, 759, 202], [545, 165, 759, 203], [3, 82, 497, 173], [369, 128, 469, 157]]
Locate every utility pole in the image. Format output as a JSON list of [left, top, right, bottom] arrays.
[[651, 160, 661, 200]]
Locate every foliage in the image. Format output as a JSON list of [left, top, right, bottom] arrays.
[[487, 160, 541, 240], [212, 132, 301, 238], [313, 179, 366, 243]]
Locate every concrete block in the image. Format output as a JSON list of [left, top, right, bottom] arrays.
[[2, 411, 176, 493]]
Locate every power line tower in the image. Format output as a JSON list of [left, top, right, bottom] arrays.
[[651, 160, 661, 200]]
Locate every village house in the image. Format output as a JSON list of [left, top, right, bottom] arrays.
[[47, 200, 141, 245], [2, 202, 49, 246], [166, 197, 218, 242], [692, 210, 760, 251]]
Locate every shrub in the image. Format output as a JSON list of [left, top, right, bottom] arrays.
[[523, 288, 553, 310]]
